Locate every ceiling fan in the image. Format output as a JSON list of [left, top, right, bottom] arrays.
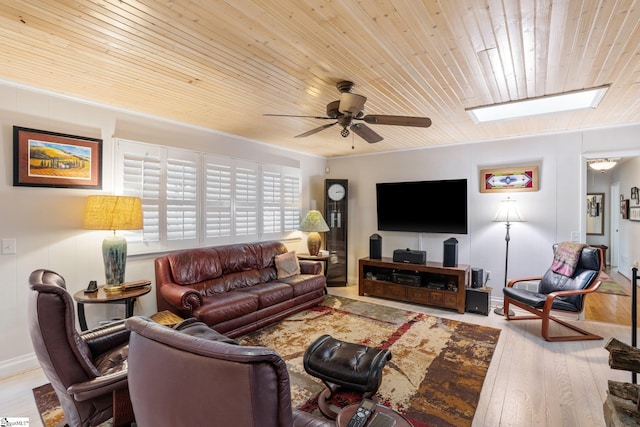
[[264, 81, 432, 143]]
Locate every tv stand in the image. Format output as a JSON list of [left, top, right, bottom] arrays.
[[359, 257, 469, 313]]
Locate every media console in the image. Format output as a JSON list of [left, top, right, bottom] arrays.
[[359, 257, 469, 313]]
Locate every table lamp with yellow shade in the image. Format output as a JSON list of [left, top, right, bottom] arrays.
[[299, 210, 330, 256], [83, 195, 143, 291]]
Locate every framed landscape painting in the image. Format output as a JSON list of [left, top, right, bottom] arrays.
[[13, 126, 102, 189]]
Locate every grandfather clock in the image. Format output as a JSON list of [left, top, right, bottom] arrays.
[[324, 179, 348, 286]]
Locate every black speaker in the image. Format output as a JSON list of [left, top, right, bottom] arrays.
[[471, 268, 484, 288], [393, 248, 427, 264], [465, 288, 490, 315], [369, 234, 382, 259], [443, 238, 458, 267]]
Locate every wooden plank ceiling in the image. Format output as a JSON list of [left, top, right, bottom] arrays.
[[0, 0, 639, 158]]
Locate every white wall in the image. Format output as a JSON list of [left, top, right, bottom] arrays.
[[326, 125, 640, 292], [0, 82, 326, 378]]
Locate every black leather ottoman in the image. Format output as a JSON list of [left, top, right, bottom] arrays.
[[303, 334, 392, 419]]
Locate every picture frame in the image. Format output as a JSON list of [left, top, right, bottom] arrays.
[[630, 206, 640, 221], [586, 193, 604, 235], [480, 166, 539, 193], [621, 199, 630, 219], [13, 126, 102, 189], [631, 186, 639, 204]]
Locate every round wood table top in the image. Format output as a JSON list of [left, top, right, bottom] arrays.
[[73, 284, 151, 304]]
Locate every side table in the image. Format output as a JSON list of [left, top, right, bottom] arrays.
[[73, 284, 151, 331], [297, 253, 331, 294], [336, 403, 413, 427]]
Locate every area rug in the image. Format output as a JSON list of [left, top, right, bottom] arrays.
[[32, 383, 67, 427], [239, 295, 501, 427], [597, 279, 629, 296], [33, 295, 501, 427]]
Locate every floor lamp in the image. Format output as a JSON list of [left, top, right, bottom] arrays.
[[492, 197, 525, 316]]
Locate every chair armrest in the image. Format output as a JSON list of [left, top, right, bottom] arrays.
[[67, 370, 128, 401], [542, 279, 602, 311], [299, 260, 322, 275], [81, 320, 130, 357], [507, 276, 543, 287], [160, 282, 203, 314]]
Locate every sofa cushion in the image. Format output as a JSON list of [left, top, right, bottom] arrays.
[[275, 251, 300, 279], [241, 282, 294, 309], [193, 292, 259, 325], [279, 274, 326, 297]]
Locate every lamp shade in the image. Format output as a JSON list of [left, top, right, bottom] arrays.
[[299, 210, 330, 232], [83, 195, 143, 231], [493, 197, 525, 223], [299, 210, 329, 256]]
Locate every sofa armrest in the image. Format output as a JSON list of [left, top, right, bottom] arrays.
[[160, 282, 203, 314], [299, 260, 322, 275]]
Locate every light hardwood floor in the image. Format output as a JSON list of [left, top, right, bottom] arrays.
[[1, 272, 637, 427]]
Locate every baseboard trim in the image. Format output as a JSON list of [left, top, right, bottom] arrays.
[[0, 353, 39, 380]]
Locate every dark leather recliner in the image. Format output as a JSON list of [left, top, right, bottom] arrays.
[[503, 245, 604, 341], [27, 269, 134, 427], [125, 316, 336, 427]]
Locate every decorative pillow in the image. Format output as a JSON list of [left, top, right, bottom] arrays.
[[275, 251, 300, 279]]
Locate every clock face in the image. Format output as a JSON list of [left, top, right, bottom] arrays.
[[328, 183, 346, 201]]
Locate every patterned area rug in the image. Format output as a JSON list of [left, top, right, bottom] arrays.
[[596, 279, 629, 296], [239, 295, 501, 427], [33, 295, 501, 427]]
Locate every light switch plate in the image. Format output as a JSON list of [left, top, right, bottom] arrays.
[[2, 239, 16, 254]]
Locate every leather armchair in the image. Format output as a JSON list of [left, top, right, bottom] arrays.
[[126, 316, 336, 427], [27, 269, 134, 426], [502, 245, 604, 341]]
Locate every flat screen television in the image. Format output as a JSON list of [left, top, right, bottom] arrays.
[[376, 179, 468, 234]]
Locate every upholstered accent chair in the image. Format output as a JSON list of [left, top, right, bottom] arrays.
[[27, 269, 133, 426], [126, 316, 336, 427], [502, 245, 604, 342]]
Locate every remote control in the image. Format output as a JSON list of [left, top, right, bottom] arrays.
[[347, 398, 377, 427]]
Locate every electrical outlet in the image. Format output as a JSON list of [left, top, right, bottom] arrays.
[[486, 271, 492, 281]]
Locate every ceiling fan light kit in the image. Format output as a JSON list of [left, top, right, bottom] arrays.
[[264, 80, 432, 144]]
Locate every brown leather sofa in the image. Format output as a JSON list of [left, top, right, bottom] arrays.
[[155, 241, 326, 337], [126, 316, 335, 427]]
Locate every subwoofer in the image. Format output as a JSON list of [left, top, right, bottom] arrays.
[[465, 288, 490, 315]]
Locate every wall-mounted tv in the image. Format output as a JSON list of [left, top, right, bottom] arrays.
[[376, 179, 468, 234]]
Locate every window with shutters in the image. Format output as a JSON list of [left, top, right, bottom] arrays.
[[115, 139, 301, 253]]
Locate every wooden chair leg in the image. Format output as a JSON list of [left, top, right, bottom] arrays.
[[112, 387, 135, 427]]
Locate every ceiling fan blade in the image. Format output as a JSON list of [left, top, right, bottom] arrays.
[[350, 123, 383, 143], [263, 114, 334, 120], [295, 122, 338, 138], [362, 115, 432, 128]]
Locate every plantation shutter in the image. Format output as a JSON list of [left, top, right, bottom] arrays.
[[204, 154, 233, 245], [166, 149, 199, 245], [233, 160, 259, 241], [117, 140, 162, 251], [262, 165, 282, 237], [282, 167, 301, 232]]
